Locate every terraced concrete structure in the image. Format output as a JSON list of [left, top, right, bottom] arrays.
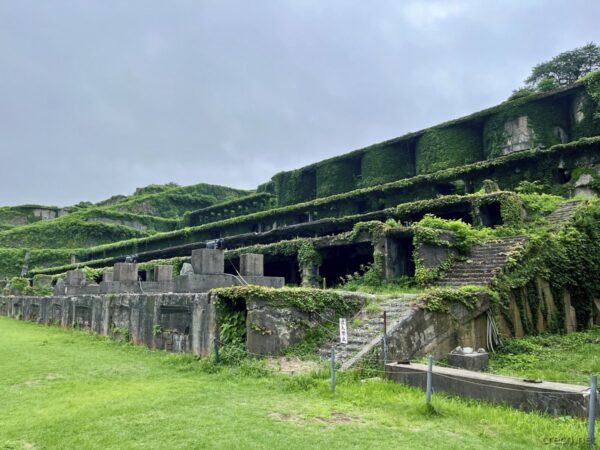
[[2, 75, 600, 363]]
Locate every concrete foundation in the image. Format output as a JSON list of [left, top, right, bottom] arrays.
[[385, 362, 598, 418]]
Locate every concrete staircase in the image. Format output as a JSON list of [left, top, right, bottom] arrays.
[[546, 200, 583, 224], [318, 294, 417, 370], [436, 200, 584, 288], [436, 235, 528, 287]]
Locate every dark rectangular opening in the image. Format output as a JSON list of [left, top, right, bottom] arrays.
[[264, 255, 300, 285], [479, 203, 503, 227], [319, 243, 374, 287], [387, 236, 416, 278]]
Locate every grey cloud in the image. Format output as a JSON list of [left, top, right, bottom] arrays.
[[0, 0, 598, 206]]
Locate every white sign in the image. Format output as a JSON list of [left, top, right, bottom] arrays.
[[339, 318, 348, 344]]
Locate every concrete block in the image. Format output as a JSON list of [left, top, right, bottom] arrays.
[[154, 265, 173, 281], [240, 253, 264, 277], [103, 271, 114, 282], [54, 279, 66, 295], [191, 249, 224, 275], [448, 348, 489, 371], [33, 275, 53, 288], [66, 270, 86, 286], [113, 263, 138, 282], [180, 263, 194, 276]]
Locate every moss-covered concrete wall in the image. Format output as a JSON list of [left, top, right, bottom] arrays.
[[272, 169, 316, 206], [360, 141, 415, 187], [415, 125, 483, 174], [483, 98, 571, 159], [316, 158, 359, 198]]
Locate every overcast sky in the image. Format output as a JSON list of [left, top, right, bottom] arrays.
[[1, 1, 599, 207]]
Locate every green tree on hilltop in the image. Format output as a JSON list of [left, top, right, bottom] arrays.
[[525, 42, 600, 90]]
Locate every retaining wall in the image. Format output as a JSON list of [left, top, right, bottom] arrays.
[[0, 293, 217, 356]]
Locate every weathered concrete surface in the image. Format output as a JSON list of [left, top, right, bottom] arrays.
[[502, 116, 534, 154], [385, 362, 599, 417], [113, 263, 138, 282], [246, 292, 368, 356], [246, 299, 311, 355], [240, 253, 264, 277], [417, 231, 456, 270], [385, 295, 490, 362], [100, 280, 175, 294], [0, 293, 216, 356], [447, 350, 489, 371], [154, 265, 173, 281], [191, 249, 224, 275], [66, 270, 86, 286]]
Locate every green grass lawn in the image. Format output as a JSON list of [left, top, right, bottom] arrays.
[[0, 317, 592, 449], [489, 326, 600, 385]]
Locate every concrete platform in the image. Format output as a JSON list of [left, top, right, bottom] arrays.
[[385, 362, 598, 417]]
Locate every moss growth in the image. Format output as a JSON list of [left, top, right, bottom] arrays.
[[416, 125, 483, 174], [419, 286, 494, 314], [316, 159, 358, 198], [571, 71, 600, 139], [272, 169, 316, 206], [212, 285, 359, 315], [359, 141, 415, 187]]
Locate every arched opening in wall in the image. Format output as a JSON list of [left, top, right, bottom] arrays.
[[478, 203, 503, 227], [319, 243, 374, 287], [386, 235, 416, 278], [264, 255, 300, 285]]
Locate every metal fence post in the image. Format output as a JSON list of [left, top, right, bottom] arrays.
[[213, 337, 220, 364], [383, 311, 388, 368], [426, 355, 433, 404], [589, 374, 597, 448], [330, 347, 336, 393]]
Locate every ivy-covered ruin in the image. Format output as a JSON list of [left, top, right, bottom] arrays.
[[2, 71, 600, 342]]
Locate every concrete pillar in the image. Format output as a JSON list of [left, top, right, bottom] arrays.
[[191, 249, 224, 275], [113, 263, 138, 282], [66, 270, 86, 286], [240, 254, 264, 277], [301, 264, 319, 287], [154, 265, 174, 281]]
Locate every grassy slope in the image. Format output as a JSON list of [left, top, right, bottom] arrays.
[[489, 326, 600, 385], [0, 318, 589, 450]]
